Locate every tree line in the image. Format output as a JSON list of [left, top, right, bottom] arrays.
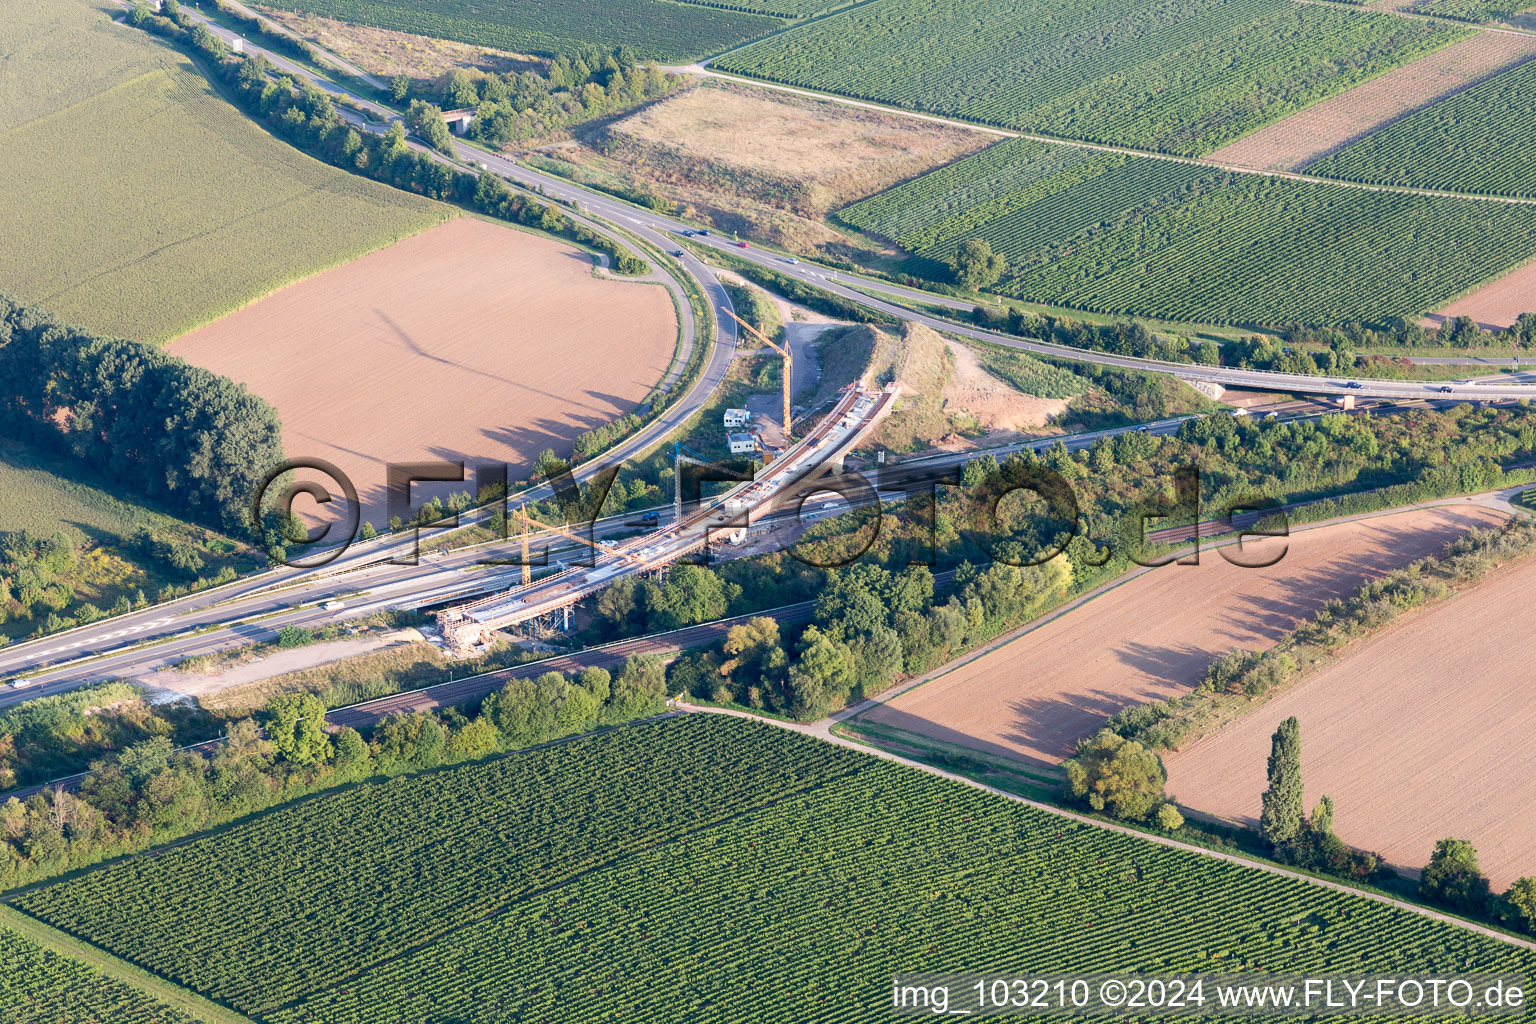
[[0, 295, 284, 532], [1106, 518, 1536, 750], [0, 654, 667, 889]]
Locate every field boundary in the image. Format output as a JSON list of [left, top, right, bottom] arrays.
[[0, 904, 256, 1024], [688, 65, 1536, 206], [683, 704, 1536, 952]]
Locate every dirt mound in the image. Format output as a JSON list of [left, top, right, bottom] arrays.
[[942, 339, 1071, 435]]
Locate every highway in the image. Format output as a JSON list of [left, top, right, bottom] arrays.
[[0, 396, 1414, 706], [8, 10, 1535, 704]]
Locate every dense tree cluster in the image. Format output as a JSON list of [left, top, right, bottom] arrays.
[[0, 296, 284, 532], [413, 50, 682, 147], [664, 558, 1070, 720], [971, 305, 1536, 376], [0, 684, 215, 793], [0, 655, 666, 888]]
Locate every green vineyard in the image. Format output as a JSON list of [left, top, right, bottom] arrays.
[[675, 0, 852, 15], [714, 0, 1464, 155], [1309, 58, 1536, 198], [16, 716, 1536, 1023], [840, 141, 1536, 326], [253, 0, 783, 62], [1411, 0, 1536, 22], [0, 926, 199, 1024], [15, 720, 862, 1016]]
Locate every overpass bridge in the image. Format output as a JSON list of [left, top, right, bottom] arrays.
[[437, 385, 899, 652]]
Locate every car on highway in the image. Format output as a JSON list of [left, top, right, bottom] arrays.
[[697, 229, 710, 236], [679, 229, 696, 237], [323, 600, 346, 611], [669, 249, 684, 257], [1343, 381, 1364, 389], [736, 240, 750, 248], [783, 257, 800, 264], [1439, 385, 1455, 393]]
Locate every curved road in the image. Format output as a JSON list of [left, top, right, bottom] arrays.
[[9, 10, 1534, 699]]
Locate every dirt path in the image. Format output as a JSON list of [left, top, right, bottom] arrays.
[[1207, 32, 1536, 171], [672, 704, 1536, 953], [861, 505, 1505, 767], [682, 66, 1536, 206]]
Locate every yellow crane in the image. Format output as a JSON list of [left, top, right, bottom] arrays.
[[512, 503, 649, 588], [721, 306, 792, 442]]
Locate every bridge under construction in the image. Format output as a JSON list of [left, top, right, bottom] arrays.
[[436, 385, 899, 653]]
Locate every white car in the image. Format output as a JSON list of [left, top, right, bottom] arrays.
[[323, 600, 345, 611]]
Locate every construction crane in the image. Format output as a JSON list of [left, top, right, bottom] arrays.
[[721, 306, 792, 442], [512, 503, 649, 585]]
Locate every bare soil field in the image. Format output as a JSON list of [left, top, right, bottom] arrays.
[[543, 80, 989, 249], [1165, 542, 1536, 886], [1209, 32, 1536, 171], [255, 8, 542, 79], [941, 340, 1071, 437], [864, 506, 1505, 767], [1426, 257, 1536, 329], [169, 219, 675, 524]]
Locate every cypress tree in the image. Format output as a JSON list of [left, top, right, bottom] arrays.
[[1260, 716, 1304, 847]]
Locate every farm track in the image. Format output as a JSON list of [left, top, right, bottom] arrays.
[[679, 702, 1536, 953], [684, 65, 1536, 206]]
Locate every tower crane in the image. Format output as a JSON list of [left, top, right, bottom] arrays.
[[511, 503, 649, 588], [721, 307, 793, 442]]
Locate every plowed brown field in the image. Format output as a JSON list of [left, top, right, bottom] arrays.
[[170, 218, 675, 523], [1427, 257, 1536, 330], [865, 506, 1505, 767], [1166, 539, 1536, 886], [1209, 33, 1536, 171]]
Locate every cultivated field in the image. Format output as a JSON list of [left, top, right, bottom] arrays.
[[1207, 32, 1536, 171], [1413, 0, 1536, 22], [603, 83, 989, 216], [863, 506, 1505, 766], [0, 0, 164, 133], [1311, 55, 1536, 197], [1165, 544, 1536, 886], [253, 0, 783, 62], [842, 141, 1536, 325], [716, 0, 1465, 156], [168, 218, 676, 525], [545, 80, 990, 249], [1428, 258, 1536, 329], [0, 922, 200, 1024], [0, 2, 446, 344], [258, 9, 545, 79], [16, 716, 1534, 1023]]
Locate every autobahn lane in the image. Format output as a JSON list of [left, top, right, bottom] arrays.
[[149, 0, 1536, 405], [8, 2, 740, 690], [18, 9, 1531, 702]]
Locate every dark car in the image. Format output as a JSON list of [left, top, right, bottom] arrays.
[[1343, 381, 1363, 389], [697, 229, 710, 236], [669, 249, 684, 257], [1439, 385, 1454, 393]]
